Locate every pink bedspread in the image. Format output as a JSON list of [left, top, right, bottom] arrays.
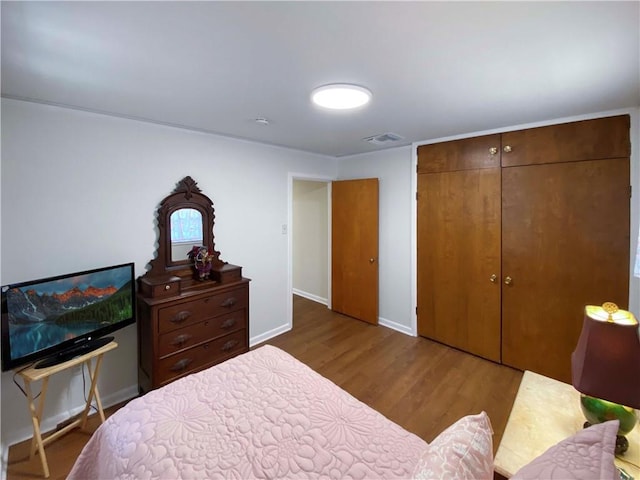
[[68, 345, 427, 479]]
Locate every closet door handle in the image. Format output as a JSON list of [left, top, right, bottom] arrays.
[[489, 274, 498, 283], [504, 276, 513, 285]]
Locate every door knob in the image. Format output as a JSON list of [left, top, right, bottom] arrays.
[[504, 276, 513, 285], [489, 274, 497, 283], [369, 258, 375, 263], [503, 145, 513, 153], [489, 147, 498, 155]]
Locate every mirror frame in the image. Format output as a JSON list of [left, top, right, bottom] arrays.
[[147, 176, 224, 279]]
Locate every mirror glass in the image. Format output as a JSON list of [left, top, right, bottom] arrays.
[[170, 208, 203, 262]]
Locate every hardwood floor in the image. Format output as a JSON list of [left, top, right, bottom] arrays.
[[7, 295, 522, 479], [266, 296, 522, 447]]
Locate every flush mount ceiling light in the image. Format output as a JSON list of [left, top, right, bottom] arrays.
[[311, 84, 372, 110]]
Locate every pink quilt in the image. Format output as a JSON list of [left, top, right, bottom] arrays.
[[68, 345, 427, 479]]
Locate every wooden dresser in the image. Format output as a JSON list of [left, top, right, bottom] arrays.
[[137, 176, 250, 393], [137, 279, 249, 393]]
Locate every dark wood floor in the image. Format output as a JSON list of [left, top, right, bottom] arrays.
[[7, 295, 522, 479]]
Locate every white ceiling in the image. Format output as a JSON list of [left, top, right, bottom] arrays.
[[2, 1, 639, 158]]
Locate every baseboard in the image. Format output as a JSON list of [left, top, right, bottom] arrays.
[[379, 316, 416, 336], [250, 323, 292, 347], [290, 293, 414, 337], [292, 288, 328, 306]]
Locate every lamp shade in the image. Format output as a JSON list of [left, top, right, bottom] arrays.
[[571, 304, 640, 409]]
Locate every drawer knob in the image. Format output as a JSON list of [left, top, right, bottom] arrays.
[[222, 339, 239, 352], [170, 358, 193, 372], [164, 285, 171, 291], [221, 297, 237, 308], [171, 311, 191, 323], [170, 334, 193, 347], [221, 318, 237, 330], [503, 145, 513, 153]]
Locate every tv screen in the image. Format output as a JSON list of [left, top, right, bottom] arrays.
[[1, 262, 135, 371]]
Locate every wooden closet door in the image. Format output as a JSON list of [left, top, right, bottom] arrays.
[[501, 158, 630, 383], [417, 167, 502, 362]]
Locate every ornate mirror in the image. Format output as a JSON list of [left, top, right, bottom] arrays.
[[140, 176, 244, 294], [169, 208, 203, 262]]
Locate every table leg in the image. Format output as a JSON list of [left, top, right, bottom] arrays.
[[24, 377, 50, 478], [80, 354, 106, 429]]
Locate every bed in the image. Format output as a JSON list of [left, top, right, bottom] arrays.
[[68, 345, 435, 479]]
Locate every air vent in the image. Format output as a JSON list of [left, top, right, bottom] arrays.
[[363, 132, 404, 145]]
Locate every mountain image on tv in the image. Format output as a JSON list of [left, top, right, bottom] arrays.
[[6, 268, 133, 359]]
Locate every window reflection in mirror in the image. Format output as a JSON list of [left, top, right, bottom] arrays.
[[170, 208, 203, 262]]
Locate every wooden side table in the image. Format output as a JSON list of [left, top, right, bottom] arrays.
[[494, 370, 640, 479], [17, 341, 118, 478]]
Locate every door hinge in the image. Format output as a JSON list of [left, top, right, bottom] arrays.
[[416, 191, 419, 201], [415, 306, 418, 315], [630, 185, 633, 198]]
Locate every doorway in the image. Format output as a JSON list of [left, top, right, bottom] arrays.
[[288, 174, 333, 332], [288, 175, 380, 330], [292, 179, 331, 305]]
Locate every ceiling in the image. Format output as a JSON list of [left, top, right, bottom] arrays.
[[2, 1, 639, 158]]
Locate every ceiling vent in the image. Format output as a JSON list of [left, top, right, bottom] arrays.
[[363, 132, 404, 145]]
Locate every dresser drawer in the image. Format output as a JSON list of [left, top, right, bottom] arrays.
[[157, 310, 246, 358], [139, 276, 181, 299], [158, 286, 248, 334], [157, 329, 248, 385]]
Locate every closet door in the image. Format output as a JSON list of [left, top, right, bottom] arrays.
[[501, 115, 630, 167], [501, 158, 630, 383], [417, 135, 502, 362]]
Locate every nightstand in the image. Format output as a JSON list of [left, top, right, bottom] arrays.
[[494, 370, 639, 479]]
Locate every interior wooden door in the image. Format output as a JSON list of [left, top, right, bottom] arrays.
[[331, 178, 379, 324], [417, 167, 502, 362], [501, 158, 630, 383]]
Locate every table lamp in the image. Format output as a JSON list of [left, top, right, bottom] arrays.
[[571, 302, 640, 455]]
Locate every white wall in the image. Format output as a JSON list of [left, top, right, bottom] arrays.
[[629, 109, 640, 303], [0, 98, 4, 479], [292, 180, 328, 304], [337, 146, 415, 335], [0, 98, 338, 447]]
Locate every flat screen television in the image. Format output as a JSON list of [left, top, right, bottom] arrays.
[[1, 262, 135, 371]]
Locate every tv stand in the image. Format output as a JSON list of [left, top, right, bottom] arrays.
[[17, 340, 118, 478]]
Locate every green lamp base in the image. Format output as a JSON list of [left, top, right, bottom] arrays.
[[583, 421, 629, 454], [580, 394, 638, 455]]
